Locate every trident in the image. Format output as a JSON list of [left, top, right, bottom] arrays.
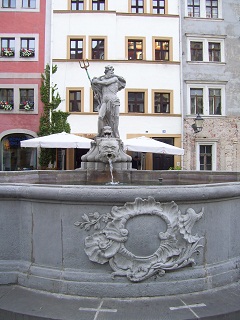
[[79, 59, 101, 106], [79, 59, 92, 84]]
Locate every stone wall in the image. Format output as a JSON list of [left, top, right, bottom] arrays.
[[183, 117, 240, 171], [0, 182, 240, 297]]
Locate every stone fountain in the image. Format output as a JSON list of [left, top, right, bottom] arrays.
[[0, 65, 240, 300]]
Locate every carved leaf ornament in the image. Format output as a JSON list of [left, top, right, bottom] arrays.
[[75, 197, 204, 282]]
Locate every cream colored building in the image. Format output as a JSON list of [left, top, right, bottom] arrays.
[[51, 0, 182, 170]]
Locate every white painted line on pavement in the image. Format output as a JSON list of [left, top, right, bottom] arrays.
[[79, 300, 118, 320]]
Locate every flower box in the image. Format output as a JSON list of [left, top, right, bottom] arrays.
[[0, 100, 14, 111], [19, 101, 34, 111], [20, 48, 35, 57], [1, 48, 15, 57]]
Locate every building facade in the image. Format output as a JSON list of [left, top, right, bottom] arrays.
[[1, 0, 239, 171], [0, 0, 50, 170], [52, 0, 182, 170], [181, 0, 240, 171]]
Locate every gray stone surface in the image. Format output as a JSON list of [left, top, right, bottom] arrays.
[[0, 283, 240, 320], [0, 182, 240, 298]]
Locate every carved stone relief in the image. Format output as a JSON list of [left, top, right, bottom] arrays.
[[75, 197, 204, 282]]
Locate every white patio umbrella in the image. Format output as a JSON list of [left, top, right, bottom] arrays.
[[123, 136, 184, 155], [20, 132, 93, 170], [20, 132, 92, 149]]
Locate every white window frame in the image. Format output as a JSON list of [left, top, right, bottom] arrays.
[[0, 0, 40, 11], [0, 84, 38, 114], [0, 33, 39, 61], [185, 0, 222, 19], [187, 35, 225, 63], [186, 82, 226, 116], [196, 139, 217, 171]]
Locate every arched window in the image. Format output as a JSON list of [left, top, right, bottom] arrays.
[[1, 133, 37, 171]]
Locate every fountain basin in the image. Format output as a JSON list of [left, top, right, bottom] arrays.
[[0, 170, 240, 297]]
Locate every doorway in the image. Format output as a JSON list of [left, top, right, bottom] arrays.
[[152, 137, 174, 170]]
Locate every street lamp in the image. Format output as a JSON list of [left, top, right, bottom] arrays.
[[192, 113, 204, 133]]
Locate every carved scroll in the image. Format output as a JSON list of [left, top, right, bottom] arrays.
[[75, 197, 204, 282]]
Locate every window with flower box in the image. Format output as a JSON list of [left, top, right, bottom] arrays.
[[20, 38, 35, 57], [19, 89, 34, 111], [151, 0, 165, 14], [1, 0, 39, 11], [0, 88, 14, 111], [1, 38, 15, 57], [2, 0, 16, 7], [22, 0, 36, 8], [71, 0, 84, 10]]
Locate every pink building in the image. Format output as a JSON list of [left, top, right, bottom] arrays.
[[0, 0, 50, 170]]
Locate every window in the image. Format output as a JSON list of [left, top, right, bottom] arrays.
[[199, 145, 212, 170], [22, 0, 36, 8], [19, 89, 34, 111], [0, 84, 38, 113], [2, 133, 37, 171], [152, 0, 165, 14], [188, 84, 225, 116], [206, 0, 218, 18], [128, 40, 143, 60], [131, 0, 144, 13], [91, 39, 104, 60], [1, 38, 15, 57], [190, 41, 203, 61], [208, 42, 220, 62], [154, 92, 170, 113], [92, 0, 105, 10], [70, 39, 83, 59], [196, 141, 217, 170], [187, 0, 200, 17], [93, 92, 99, 112], [190, 89, 203, 114], [188, 37, 224, 63], [209, 88, 221, 115], [2, 0, 16, 7], [186, 0, 221, 19], [154, 40, 169, 61], [20, 38, 35, 57], [0, 88, 14, 110], [69, 90, 82, 112], [128, 92, 145, 113], [71, 0, 84, 10]]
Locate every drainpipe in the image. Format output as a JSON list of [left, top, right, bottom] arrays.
[[49, 0, 54, 124], [178, 0, 184, 169]]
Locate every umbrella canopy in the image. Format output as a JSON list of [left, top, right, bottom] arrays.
[[20, 132, 92, 149], [123, 136, 184, 155]]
